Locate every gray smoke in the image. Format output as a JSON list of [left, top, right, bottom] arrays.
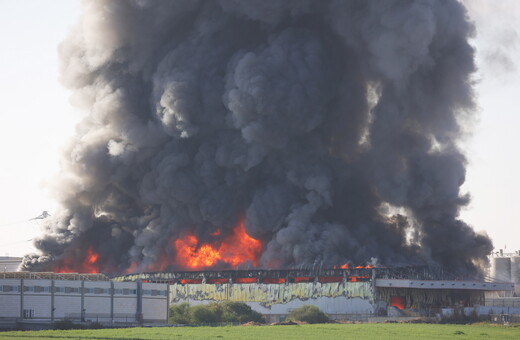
[[22, 0, 492, 275]]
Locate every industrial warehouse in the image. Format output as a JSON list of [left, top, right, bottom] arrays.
[[2, 255, 519, 328], [117, 265, 516, 323]]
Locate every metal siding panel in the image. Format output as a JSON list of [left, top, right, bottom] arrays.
[[142, 297, 167, 322], [113, 296, 137, 322], [84, 296, 111, 314], [22, 295, 52, 319], [0, 295, 21, 317], [54, 296, 81, 319]]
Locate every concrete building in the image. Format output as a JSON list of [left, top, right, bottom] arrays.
[[0, 257, 23, 272], [0, 272, 168, 329], [483, 250, 520, 314]]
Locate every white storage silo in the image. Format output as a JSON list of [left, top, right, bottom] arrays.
[[491, 257, 512, 282], [510, 256, 520, 295]]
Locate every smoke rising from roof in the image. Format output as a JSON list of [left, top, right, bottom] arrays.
[[22, 0, 492, 274]]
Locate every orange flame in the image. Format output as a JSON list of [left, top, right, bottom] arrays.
[[54, 247, 101, 273], [294, 277, 313, 283], [86, 249, 99, 265], [125, 261, 140, 274], [390, 296, 406, 309], [355, 264, 374, 269], [208, 278, 229, 284], [333, 263, 374, 269], [173, 220, 262, 270], [174, 235, 222, 268], [262, 278, 285, 284]]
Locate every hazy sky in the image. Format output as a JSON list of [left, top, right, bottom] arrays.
[[0, 0, 518, 258]]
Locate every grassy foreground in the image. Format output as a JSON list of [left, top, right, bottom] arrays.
[[1, 323, 519, 340]]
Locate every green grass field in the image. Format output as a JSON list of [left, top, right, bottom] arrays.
[[1, 323, 519, 340]]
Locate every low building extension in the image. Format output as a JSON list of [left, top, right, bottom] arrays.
[[0, 272, 168, 330]]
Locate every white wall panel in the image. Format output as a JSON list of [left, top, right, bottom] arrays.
[[0, 295, 20, 317], [0, 278, 166, 323], [22, 295, 51, 319], [54, 296, 81, 319], [143, 298, 167, 321], [84, 296, 110, 315]]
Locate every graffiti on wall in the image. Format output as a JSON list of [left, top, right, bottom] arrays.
[[170, 282, 373, 308]]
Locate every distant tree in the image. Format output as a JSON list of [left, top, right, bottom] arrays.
[[287, 305, 329, 324]]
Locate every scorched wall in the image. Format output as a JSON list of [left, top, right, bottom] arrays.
[[169, 281, 375, 320]]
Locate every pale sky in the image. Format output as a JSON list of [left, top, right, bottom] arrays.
[[0, 0, 518, 257]]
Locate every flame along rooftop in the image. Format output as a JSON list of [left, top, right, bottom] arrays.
[[110, 265, 494, 285], [112, 267, 373, 284]]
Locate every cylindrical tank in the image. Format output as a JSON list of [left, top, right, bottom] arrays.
[[492, 257, 511, 282], [511, 256, 520, 295]]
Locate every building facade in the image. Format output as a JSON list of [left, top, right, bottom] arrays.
[[169, 280, 375, 322], [117, 267, 515, 322], [0, 272, 168, 326]]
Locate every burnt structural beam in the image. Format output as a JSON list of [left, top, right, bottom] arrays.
[[113, 268, 380, 283]]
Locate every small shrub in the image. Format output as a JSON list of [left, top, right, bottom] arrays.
[[54, 320, 84, 330], [88, 321, 104, 329], [440, 308, 482, 324], [190, 305, 219, 324], [169, 302, 265, 325], [169, 302, 191, 324], [220, 302, 264, 323], [287, 305, 329, 324]]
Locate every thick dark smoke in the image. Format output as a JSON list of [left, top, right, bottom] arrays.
[[22, 0, 492, 275]]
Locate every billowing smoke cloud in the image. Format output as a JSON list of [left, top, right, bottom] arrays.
[[22, 0, 492, 275]]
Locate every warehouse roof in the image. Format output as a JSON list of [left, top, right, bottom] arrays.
[[0, 272, 109, 281]]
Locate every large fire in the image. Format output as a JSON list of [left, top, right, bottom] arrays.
[[54, 220, 262, 273], [53, 222, 376, 274], [51, 239, 377, 274], [174, 221, 262, 270]]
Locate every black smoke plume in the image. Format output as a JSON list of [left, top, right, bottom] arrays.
[[22, 0, 492, 275]]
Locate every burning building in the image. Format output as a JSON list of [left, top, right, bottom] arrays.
[[22, 0, 492, 280], [4, 0, 516, 325], [114, 266, 513, 322], [0, 266, 514, 326]]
